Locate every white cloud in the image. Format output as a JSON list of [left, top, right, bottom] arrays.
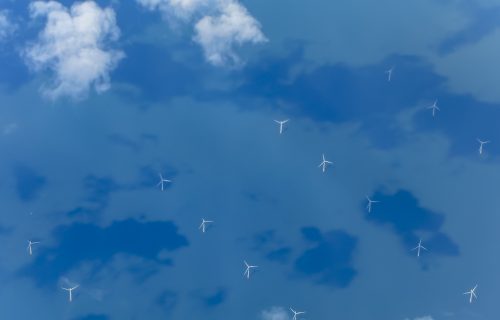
[[23, 1, 125, 100], [0, 10, 15, 40], [136, 0, 266, 66], [194, 1, 267, 66], [260, 306, 290, 320], [405, 316, 434, 320], [137, 0, 212, 20]]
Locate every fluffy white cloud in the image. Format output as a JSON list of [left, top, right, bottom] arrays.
[[24, 1, 124, 100], [136, 0, 266, 66], [260, 307, 290, 320], [0, 10, 15, 40], [194, 1, 267, 66]]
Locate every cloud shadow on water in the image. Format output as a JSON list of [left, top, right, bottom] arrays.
[[19, 219, 189, 287], [294, 227, 358, 288], [365, 189, 460, 259], [252, 230, 292, 264], [200, 287, 227, 308], [233, 45, 500, 156], [14, 165, 47, 202]]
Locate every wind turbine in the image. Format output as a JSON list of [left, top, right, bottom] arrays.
[[243, 260, 258, 279], [156, 173, 171, 191], [290, 307, 306, 320], [198, 218, 213, 233], [62, 285, 79, 302], [411, 239, 428, 257], [274, 119, 289, 134], [477, 139, 490, 155], [427, 100, 440, 117], [366, 196, 380, 213], [385, 66, 394, 82], [318, 154, 333, 173], [464, 284, 478, 303], [27, 240, 40, 256]]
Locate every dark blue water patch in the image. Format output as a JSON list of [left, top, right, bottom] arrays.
[[0, 49, 31, 91], [112, 0, 164, 37], [113, 42, 204, 103], [202, 287, 227, 307], [365, 190, 460, 258], [301, 226, 323, 243], [294, 227, 358, 288], [0, 224, 13, 235], [230, 46, 500, 156], [411, 92, 500, 157], [19, 219, 189, 287], [427, 232, 460, 256], [232, 47, 446, 149], [14, 165, 47, 202], [0, 3, 38, 92], [366, 190, 444, 234]]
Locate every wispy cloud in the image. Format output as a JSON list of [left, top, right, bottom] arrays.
[[3, 122, 18, 135], [23, 1, 124, 100], [136, 0, 212, 20], [0, 10, 15, 40], [136, 0, 267, 66], [260, 306, 290, 320], [404, 316, 434, 320]]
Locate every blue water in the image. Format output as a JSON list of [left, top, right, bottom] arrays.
[[0, 1, 498, 319]]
